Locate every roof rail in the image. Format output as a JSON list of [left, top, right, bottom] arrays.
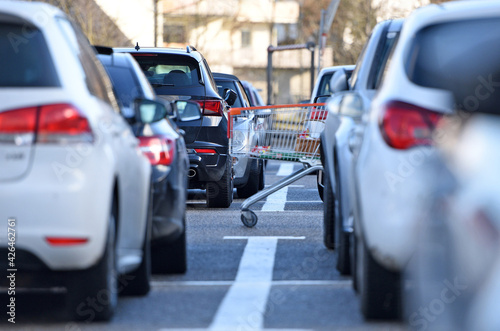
[[188, 45, 197, 52]]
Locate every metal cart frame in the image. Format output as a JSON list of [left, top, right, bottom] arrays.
[[229, 103, 327, 227]]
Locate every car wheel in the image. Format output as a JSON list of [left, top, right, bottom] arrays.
[[334, 168, 350, 275], [207, 159, 233, 208], [360, 239, 402, 320], [351, 229, 358, 293], [322, 172, 336, 249], [317, 171, 324, 201], [151, 217, 187, 274], [237, 159, 260, 198], [66, 198, 118, 322], [120, 188, 152, 296], [258, 159, 265, 191]]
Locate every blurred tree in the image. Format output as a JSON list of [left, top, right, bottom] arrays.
[[27, 0, 130, 46], [298, 0, 379, 65]]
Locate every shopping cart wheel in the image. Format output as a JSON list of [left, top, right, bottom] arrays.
[[241, 209, 258, 228]]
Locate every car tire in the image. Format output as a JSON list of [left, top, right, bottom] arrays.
[[120, 188, 152, 296], [258, 160, 265, 191], [360, 239, 402, 320], [66, 198, 118, 322], [322, 172, 336, 249], [351, 229, 359, 293], [334, 168, 350, 275], [207, 159, 233, 208], [317, 171, 324, 201], [151, 217, 187, 274], [237, 159, 260, 198]]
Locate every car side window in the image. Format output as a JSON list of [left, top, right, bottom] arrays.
[[370, 31, 400, 90], [349, 33, 371, 89], [56, 18, 117, 109]]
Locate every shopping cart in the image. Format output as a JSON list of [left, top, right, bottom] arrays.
[[228, 102, 327, 227]]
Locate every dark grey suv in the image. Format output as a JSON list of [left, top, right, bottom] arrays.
[[115, 46, 233, 208]]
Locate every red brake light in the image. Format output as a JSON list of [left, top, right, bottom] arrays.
[[0, 107, 37, 133], [194, 148, 216, 154], [139, 135, 176, 166], [0, 104, 92, 144], [38, 104, 93, 143], [46, 237, 88, 246], [195, 100, 223, 116], [380, 101, 442, 150]]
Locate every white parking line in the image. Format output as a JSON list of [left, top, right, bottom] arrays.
[[152, 280, 351, 287], [275, 163, 295, 176], [261, 186, 288, 211], [208, 236, 305, 331]]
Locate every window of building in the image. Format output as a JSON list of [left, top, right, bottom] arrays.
[[164, 25, 186, 43], [241, 30, 251, 48]]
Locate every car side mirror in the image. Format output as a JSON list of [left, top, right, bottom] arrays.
[[340, 93, 363, 120], [330, 70, 349, 94], [174, 100, 202, 122], [134, 99, 168, 124], [224, 88, 238, 107]]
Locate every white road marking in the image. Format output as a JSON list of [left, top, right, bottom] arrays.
[[209, 236, 304, 331], [261, 186, 288, 211], [152, 280, 351, 287], [275, 163, 294, 176]]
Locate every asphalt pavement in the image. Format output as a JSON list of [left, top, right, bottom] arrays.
[[1, 160, 408, 331]]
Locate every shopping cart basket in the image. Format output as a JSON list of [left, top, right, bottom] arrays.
[[228, 102, 327, 227]]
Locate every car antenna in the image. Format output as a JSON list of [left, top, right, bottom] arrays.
[[135, 42, 140, 51]]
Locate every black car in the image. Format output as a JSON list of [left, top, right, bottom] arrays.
[[213, 73, 265, 198], [97, 48, 198, 273], [115, 46, 234, 208]]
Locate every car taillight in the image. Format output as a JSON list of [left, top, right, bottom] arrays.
[[139, 135, 176, 166], [380, 101, 442, 150], [0, 104, 93, 145], [46, 237, 88, 246], [195, 100, 223, 116], [194, 148, 216, 154], [38, 104, 93, 143]]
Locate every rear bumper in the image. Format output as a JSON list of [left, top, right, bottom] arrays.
[[187, 152, 229, 187]]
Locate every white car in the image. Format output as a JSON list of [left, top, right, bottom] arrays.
[[0, 2, 153, 321], [310, 65, 355, 104], [350, 0, 500, 320]]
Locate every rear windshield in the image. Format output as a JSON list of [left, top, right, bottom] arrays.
[[406, 18, 500, 113], [131, 53, 201, 88], [0, 23, 59, 87]]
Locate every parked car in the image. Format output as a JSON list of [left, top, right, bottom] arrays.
[[213, 73, 265, 198], [308, 65, 355, 202], [0, 2, 154, 321], [320, 20, 402, 279], [401, 3, 500, 330], [96, 48, 200, 274], [349, 1, 500, 320], [115, 46, 234, 208], [310, 65, 355, 104]]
